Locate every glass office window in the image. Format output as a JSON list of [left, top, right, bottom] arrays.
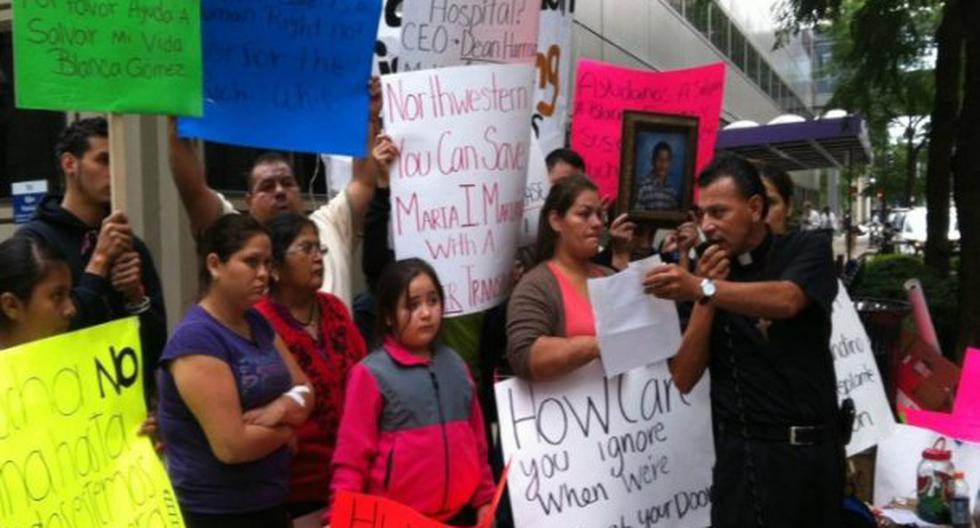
[[730, 30, 747, 71], [688, 0, 710, 34], [709, 4, 730, 54]]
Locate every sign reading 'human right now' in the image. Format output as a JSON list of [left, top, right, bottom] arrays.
[[13, 0, 202, 115]]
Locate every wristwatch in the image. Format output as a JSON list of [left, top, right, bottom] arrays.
[[698, 278, 717, 305]]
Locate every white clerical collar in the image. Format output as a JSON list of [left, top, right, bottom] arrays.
[[737, 252, 754, 266]]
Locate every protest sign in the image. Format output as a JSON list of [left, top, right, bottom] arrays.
[[531, 0, 574, 155], [332, 492, 452, 528], [495, 361, 714, 528], [571, 60, 726, 200], [374, 0, 404, 76], [830, 283, 896, 456], [13, 0, 202, 115], [382, 63, 535, 316], [589, 255, 682, 377], [178, 0, 380, 156], [518, 1, 574, 246], [518, 135, 548, 246], [332, 467, 507, 528], [0, 318, 183, 527], [399, 0, 540, 70]]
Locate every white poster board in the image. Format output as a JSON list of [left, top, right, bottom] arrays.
[[400, 0, 540, 70], [495, 361, 714, 528], [520, 2, 575, 246], [531, 1, 574, 155], [382, 63, 534, 316], [831, 282, 896, 455], [373, 0, 403, 75], [519, 135, 549, 246], [874, 424, 980, 505]]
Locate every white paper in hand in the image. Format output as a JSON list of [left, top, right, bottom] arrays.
[[588, 255, 682, 377]]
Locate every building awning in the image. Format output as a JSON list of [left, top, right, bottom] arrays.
[[715, 114, 872, 171]]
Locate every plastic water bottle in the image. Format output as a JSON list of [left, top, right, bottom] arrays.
[[951, 471, 971, 528]]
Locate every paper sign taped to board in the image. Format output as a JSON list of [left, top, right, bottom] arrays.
[[495, 361, 714, 528], [382, 62, 535, 316], [13, 0, 202, 115], [0, 318, 184, 527]]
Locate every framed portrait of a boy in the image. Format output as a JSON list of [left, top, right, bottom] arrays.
[[617, 111, 699, 227]]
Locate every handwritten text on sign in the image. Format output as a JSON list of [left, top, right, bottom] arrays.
[[178, 0, 380, 156], [400, 0, 540, 70], [0, 318, 184, 528], [520, 0, 575, 245], [332, 491, 451, 528], [531, 0, 574, 153], [831, 283, 897, 455], [12, 0, 202, 115], [571, 60, 726, 200], [383, 63, 534, 316], [495, 362, 714, 528]]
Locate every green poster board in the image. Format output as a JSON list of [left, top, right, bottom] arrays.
[[13, 0, 203, 116]]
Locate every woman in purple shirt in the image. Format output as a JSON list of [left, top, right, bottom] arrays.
[[157, 215, 314, 528]]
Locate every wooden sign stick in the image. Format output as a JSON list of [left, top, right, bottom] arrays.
[[109, 113, 128, 212]]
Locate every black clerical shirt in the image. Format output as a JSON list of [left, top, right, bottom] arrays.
[[707, 230, 839, 428]]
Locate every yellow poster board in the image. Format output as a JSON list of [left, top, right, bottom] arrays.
[[0, 318, 184, 527]]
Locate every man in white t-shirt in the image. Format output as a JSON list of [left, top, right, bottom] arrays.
[[167, 82, 397, 308]]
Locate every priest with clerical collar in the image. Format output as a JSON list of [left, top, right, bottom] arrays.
[[642, 154, 844, 528]]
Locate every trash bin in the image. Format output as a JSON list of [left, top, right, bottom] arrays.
[[853, 298, 911, 411]]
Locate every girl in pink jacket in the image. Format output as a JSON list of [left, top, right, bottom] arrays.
[[327, 258, 495, 525]]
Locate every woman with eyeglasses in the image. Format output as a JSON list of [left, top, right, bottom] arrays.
[[255, 213, 367, 528]]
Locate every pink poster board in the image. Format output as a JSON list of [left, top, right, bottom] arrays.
[[570, 60, 726, 200], [906, 348, 980, 442]]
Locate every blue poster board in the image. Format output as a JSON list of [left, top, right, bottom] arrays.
[[179, 1, 380, 156]]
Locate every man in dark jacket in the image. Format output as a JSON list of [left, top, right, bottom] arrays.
[[18, 117, 166, 402]]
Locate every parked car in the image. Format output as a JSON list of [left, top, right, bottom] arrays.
[[894, 206, 959, 254]]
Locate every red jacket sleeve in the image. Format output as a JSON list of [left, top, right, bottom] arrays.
[[324, 363, 383, 523]]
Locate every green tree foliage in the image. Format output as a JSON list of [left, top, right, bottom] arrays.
[[778, 0, 980, 357]]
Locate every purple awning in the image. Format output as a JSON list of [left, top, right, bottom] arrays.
[[716, 114, 872, 171]]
